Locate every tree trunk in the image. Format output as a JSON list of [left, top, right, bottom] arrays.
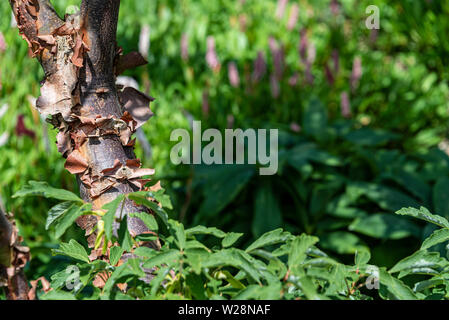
[[8, 0, 158, 248]]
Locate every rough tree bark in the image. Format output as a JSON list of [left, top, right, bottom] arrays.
[[6, 0, 159, 278], [0, 209, 31, 300]]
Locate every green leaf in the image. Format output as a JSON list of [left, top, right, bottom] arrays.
[[13, 181, 83, 203], [378, 268, 418, 300], [346, 182, 420, 212], [222, 232, 243, 248], [421, 228, 449, 250], [202, 249, 263, 283], [349, 213, 421, 240], [413, 278, 445, 293], [127, 193, 168, 226], [355, 248, 371, 266], [142, 249, 181, 269], [196, 165, 255, 220], [46, 201, 73, 230], [245, 228, 293, 253], [109, 246, 124, 266], [168, 219, 186, 250], [52, 240, 90, 263], [40, 290, 77, 300], [252, 182, 283, 238], [389, 250, 443, 274], [288, 234, 319, 272], [53, 203, 91, 239], [118, 218, 133, 252], [102, 195, 125, 241], [185, 225, 226, 238], [185, 273, 208, 299], [129, 212, 158, 231], [319, 231, 367, 255], [396, 207, 449, 229]]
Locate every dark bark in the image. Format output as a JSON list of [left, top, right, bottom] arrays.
[[0, 210, 30, 300]]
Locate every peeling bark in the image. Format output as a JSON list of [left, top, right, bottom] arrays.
[[9, 0, 159, 251], [0, 210, 31, 300]]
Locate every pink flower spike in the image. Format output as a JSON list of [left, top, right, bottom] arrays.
[[228, 62, 240, 88]]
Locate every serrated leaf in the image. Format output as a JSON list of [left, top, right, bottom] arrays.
[[396, 207, 449, 229], [378, 268, 418, 300], [128, 193, 168, 225], [185, 225, 226, 238], [142, 249, 181, 269], [129, 212, 158, 231], [52, 240, 90, 263], [102, 195, 125, 241], [288, 234, 319, 272], [245, 228, 293, 253], [421, 228, 449, 250], [222, 232, 243, 248], [53, 203, 90, 239], [13, 181, 83, 203], [46, 201, 73, 230], [390, 250, 442, 274], [168, 219, 186, 250], [349, 213, 420, 240], [109, 246, 124, 266]]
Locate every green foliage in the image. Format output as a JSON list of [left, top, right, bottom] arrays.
[[12, 183, 449, 300]]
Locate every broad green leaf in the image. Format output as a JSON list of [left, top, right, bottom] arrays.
[[245, 228, 293, 253], [202, 249, 263, 283], [128, 193, 168, 226], [252, 182, 283, 238], [349, 213, 420, 240], [129, 212, 158, 231], [185, 225, 226, 238], [288, 234, 319, 272], [52, 240, 90, 263], [346, 182, 420, 212], [413, 278, 445, 293], [134, 247, 157, 258], [53, 203, 90, 239], [40, 290, 77, 300], [102, 195, 125, 241], [319, 231, 367, 255], [378, 268, 418, 300], [13, 181, 83, 203], [168, 219, 186, 250], [196, 165, 255, 220], [118, 217, 133, 252], [390, 250, 443, 274], [222, 232, 243, 248], [46, 201, 73, 230], [421, 228, 449, 250], [355, 248, 371, 266], [396, 207, 449, 229], [185, 273, 208, 300], [109, 246, 124, 266], [142, 249, 181, 269]]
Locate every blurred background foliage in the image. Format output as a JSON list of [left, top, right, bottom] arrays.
[[1, 0, 449, 283]]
